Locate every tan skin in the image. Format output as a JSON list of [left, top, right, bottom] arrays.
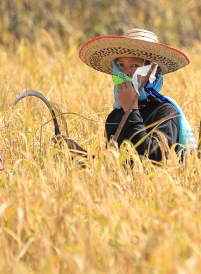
[[116, 57, 149, 112]]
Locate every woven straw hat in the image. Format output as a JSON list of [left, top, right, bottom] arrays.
[[79, 28, 190, 75]]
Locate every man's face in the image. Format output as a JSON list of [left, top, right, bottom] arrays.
[[116, 57, 148, 80]]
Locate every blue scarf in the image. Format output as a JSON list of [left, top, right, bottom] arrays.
[[112, 60, 197, 152]]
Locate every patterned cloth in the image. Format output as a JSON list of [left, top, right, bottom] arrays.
[[112, 60, 197, 151]]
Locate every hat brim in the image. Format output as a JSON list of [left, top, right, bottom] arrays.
[[79, 36, 190, 75]]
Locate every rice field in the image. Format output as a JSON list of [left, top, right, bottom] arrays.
[[1, 34, 201, 273]]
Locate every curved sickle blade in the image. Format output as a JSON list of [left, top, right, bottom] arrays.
[[12, 90, 61, 135]]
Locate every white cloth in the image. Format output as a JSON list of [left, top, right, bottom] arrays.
[[132, 65, 158, 95]]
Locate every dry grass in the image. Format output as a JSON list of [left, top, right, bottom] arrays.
[[1, 37, 201, 274]]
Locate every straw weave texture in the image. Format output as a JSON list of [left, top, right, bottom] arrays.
[[79, 29, 189, 75]]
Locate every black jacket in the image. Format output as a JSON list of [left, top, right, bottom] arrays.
[[105, 101, 179, 162]]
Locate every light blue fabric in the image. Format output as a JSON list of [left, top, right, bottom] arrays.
[[163, 96, 197, 151], [112, 60, 197, 151]]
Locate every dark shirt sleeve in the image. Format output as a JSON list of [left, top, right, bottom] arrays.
[[124, 109, 178, 161], [106, 104, 179, 162]]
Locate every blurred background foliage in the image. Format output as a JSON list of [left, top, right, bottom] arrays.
[[1, 0, 201, 50]]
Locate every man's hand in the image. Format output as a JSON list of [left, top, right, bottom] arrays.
[[118, 81, 138, 112]]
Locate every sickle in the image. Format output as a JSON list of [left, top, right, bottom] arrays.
[[12, 90, 61, 135], [13, 90, 88, 157]]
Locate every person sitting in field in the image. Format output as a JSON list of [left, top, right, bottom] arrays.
[[79, 28, 197, 162]]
